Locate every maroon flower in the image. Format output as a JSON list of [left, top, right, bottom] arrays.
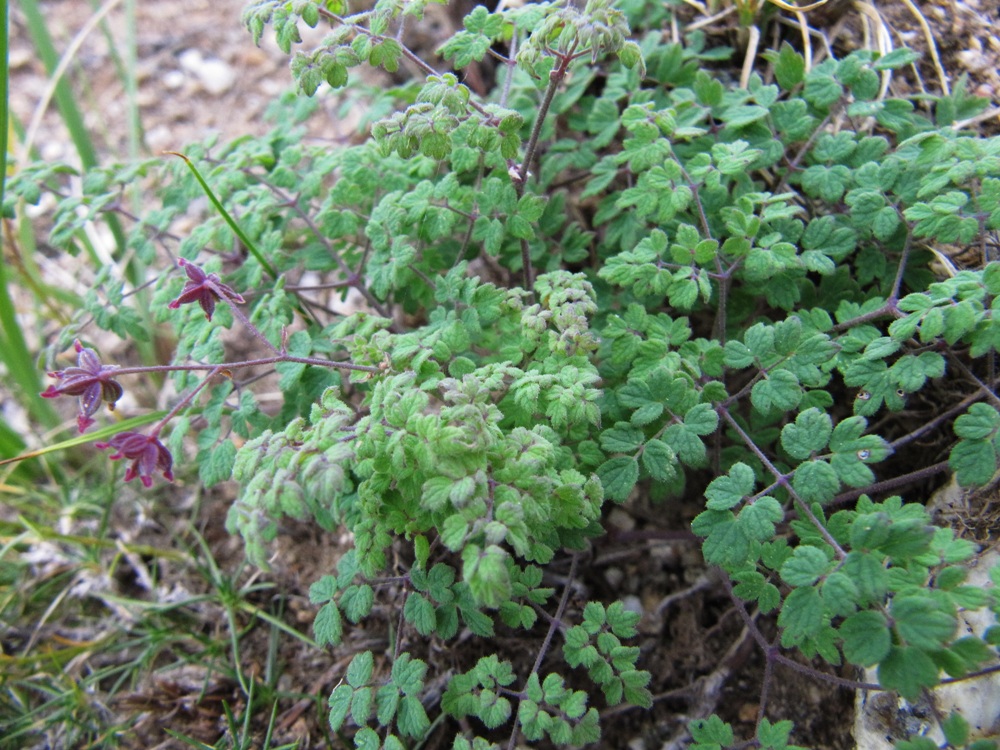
[[168, 258, 245, 320], [96, 431, 174, 488], [41, 340, 123, 433]]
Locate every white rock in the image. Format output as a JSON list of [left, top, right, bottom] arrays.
[[178, 48, 236, 95], [177, 48, 204, 72], [604, 567, 624, 588], [855, 549, 1000, 748], [196, 58, 236, 95], [621, 595, 643, 617], [163, 69, 186, 90], [607, 507, 635, 532]]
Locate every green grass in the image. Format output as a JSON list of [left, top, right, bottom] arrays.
[[0, 4, 311, 745], [0, 488, 316, 748]]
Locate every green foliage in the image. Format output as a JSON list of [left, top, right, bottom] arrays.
[[16, 0, 1000, 747]]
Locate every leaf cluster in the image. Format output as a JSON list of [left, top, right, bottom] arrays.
[[17, 0, 1000, 747]]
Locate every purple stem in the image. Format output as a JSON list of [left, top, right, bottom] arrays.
[[150, 365, 224, 436], [111, 354, 380, 377], [720, 409, 848, 560]]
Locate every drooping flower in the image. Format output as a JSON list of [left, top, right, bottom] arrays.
[[168, 258, 245, 320], [41, 340, 123, 433], [96, 431, 174, 488]]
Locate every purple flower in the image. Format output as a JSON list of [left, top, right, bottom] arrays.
[[96, 431, 174, 488], [41, 340, 123, 433], [168, 258, 245, 320]]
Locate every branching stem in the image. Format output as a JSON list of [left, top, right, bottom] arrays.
[[720, 410, 848, 560], [506, 552, 579, 750]]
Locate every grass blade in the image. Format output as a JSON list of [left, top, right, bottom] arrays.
[[0, 410, 166, 468], [166, 151, 279, 280], [18, 0, 101, 170], [18, 0, 131, 258], [0, 5, 60, 433], [0, 260, 60, 431]]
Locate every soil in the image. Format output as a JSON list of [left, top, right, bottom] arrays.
[[7, 1, 1000, 749]]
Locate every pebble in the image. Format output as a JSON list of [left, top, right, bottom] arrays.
[[178, 48, 236, 95], [606, 507, 635, 532], [9, 48, 33, 69], [163, 70, 186, 90], [957, 49, 992, 74], [604, 567, 624, 588], [621, 594, 643, 617]]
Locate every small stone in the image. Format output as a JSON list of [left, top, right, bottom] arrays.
[[738, 703, 759, 722], [197, 58, 236, 95], [178, 48, 236, 95], [177, 48, 204, 72], [163, 70, 186, 90], [621, 594, 643, 617], [957, 49, 991, 74], [604, 567, 624, 588], [9, 48, 33, 69], [606, 507, 635, 532]]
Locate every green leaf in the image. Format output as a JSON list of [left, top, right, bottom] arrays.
[[664, 424, 708, 467], [354, 727, 380, 750], [642, 439, 678, 482], [398, 695, 430, 738], [328, 684, 353, 731], [337, 584, 373, 624], [843, 551, 888, 603], [954, 403, 1000, 440], [352, 686, 373, 727], [479, 691, 511, 729], [199, 439, 237, 487], [698, 513, 751, 567], [877, 645, 939, 700], [777, 586, 825, 644], [598, 456, 639, 503], [463, 545, 511, 608], [751, 369, 801, 413], [950, 439, 998, 487], [804, 69, 844, 108], [764, 43, 805, 90], [739, 497, 783, 541], [441, 515, 469, 551], [758, 718, 794, 750], [375, 683, 400, 727], [872, 206, 900, 240], [392, 653, 428, 695], [705, 462, 755, 510], [690, 715, 734, 747], [309, 575, 338, 604], [685, 403, 719, 435], [821, 572, 858, 617], [792, 460, 840, 504], [733, 569, 781, 613], [874, 48, 921, 70], [404, 592, 437, 636], [781, 408, 832, 459], [840, 610, 891, 666], [600, 424, 645, 453], [895, 739, 938, 750], [942, 711, 970, 747], [721, 105, 770, 128], [780, 545, 831, 586], [314, 601, 343, 646], [892, 595, 956, 650], [348, 650, 374, 687]]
